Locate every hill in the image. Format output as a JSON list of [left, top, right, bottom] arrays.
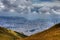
[[24, 23, 60, 40], [0, 27, 27, 40]]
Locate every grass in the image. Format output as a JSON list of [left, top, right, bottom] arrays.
[[0, 23, 60, 40], [15, 31, 27, 38], [0, 27, 27, 40]]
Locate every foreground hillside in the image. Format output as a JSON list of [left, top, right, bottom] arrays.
[[0, 27, 27, 40], [0, 23, 60, 40], [24, 23, 60, 40]]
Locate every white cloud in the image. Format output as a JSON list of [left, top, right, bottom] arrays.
[[0, 0, 60, 20], [0, 1, 5, 11], [0, 0, 60, 36], [51, 9, 60, 15], [33, 1, 60, 7]]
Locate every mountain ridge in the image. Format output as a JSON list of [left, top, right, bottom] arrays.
[[0, 27, 27, 40], [24, 23, 60, 40]]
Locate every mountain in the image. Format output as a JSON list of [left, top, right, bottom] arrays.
[[0, 27, 27, 40], [24, 23, 60, 40]]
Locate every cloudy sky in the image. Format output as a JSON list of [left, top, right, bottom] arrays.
[[0, 0, 60, 36], [0, 0, 60, 20]]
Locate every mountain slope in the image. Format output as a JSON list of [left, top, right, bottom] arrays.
[[0, 27, 27, 40], [24, 23, 60, 40]]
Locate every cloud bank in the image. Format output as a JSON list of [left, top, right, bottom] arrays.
[[0, 0, 60, 20], [0, 0, 60, 36]]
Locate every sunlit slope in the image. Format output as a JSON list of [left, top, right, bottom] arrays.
[[24, 23, 60, 40], [0, 27, 27, 40]]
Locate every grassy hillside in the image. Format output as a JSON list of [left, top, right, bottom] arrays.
[[24, 23, 60, 40], [1, 23, 60, 40], [0, 27, 27, 40]]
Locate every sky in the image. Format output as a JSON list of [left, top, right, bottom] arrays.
[[0, 0, 60, 36], [0, 0, 60, 20]]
